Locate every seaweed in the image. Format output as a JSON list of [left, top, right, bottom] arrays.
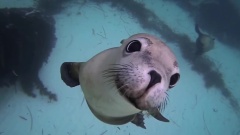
[[26, 106, 33, 131], [96, 26, 107, 39], [19, 115, 27, 121], [202, 112, 212, 135], [100, 130, 107, 135]]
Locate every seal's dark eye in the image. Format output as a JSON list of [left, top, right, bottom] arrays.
[[169, 73, 180, 88], [125, 40, 141, 53]]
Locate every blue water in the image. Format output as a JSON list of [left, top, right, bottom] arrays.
[[0, 0, 240, 135]]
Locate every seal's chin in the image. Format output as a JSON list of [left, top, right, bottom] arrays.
[[128, 91, 149, 110], [129, 87, 156, 110], [123, 84, 162, 110]]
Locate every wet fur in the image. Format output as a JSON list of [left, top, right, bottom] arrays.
[[60, 33, 179, 128], [102, 63, 168, 112]]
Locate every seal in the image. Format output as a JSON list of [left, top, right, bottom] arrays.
[[60, 33, 180, 129], [195, 24, 215, 55]]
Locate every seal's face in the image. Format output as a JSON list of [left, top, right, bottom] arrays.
[[103, 33, 180, 110]]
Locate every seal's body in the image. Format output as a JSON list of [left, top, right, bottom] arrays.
[[60, 33, 180, 129], [195, 24, 215, 55]]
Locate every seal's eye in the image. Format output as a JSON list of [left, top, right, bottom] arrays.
[[125, 40, 141, 53], [169, 73, 180, 88]]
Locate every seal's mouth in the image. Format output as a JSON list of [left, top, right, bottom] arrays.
[[118, 70, 162, 110]]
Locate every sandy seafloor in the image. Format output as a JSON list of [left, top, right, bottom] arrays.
[[0, 0, 240, 135]]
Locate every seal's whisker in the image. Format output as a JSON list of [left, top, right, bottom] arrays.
[[102, 66, 134, 86], [162, 101, 165, 112], [102, 64, 135, 81], [102, 75, 128, 95], [103, 79, 115, 88], [105, 68, 128, 72], [103, 71, 134, 76], [117, 84, 127, 91], [115, 84, 129, 96], [158, 103, 162, 112], [165, 92, 169, 102], [163, 99, 167, 111], [102, 69, 134, 77], [122, 88, 131, 97], [104, 68, 134, 72], [158, 96, 168, 112], [107, 65, 134, 72], [111, 63, 134, 68], [102, 74, 117, 79], [163, 98, 168, 112], [103, 73, 131, 81]]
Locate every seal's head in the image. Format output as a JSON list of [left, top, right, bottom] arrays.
[[61, 33, 180, 128], [104, 33, 180, 110]]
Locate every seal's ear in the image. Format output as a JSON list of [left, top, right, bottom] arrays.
[[60, 62, 83, 87], [120, 39, 125, 44]]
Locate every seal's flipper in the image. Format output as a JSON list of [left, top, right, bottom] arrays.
[[194, 24, 215, 56], [60, 62, 82, 87], [131, 113, 146, 129], [148, 108, 169, 122]]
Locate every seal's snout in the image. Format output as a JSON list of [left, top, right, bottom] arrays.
[[146, 70, 161, 90]]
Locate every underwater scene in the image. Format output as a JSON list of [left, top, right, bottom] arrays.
[[0, 0, 240, 135]]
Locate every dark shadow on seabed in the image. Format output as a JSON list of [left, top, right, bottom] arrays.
[[88, 0, 240, 117], [0, 8, 57, 101]]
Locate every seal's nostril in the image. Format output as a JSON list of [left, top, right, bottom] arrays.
[[146, 70, 161, 90]]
